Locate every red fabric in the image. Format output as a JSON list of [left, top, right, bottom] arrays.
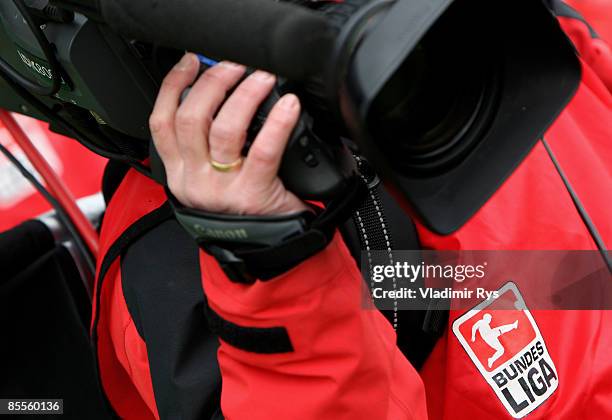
[[94, 170, 167, 420], [0, 114, 106, 231], [416, 22, 612, 418], [95, 170, 428, 419], [557, 15, 612, 92], [566, 0, 612, 45], [200, 235, 428, 419], [417, 57, 612, 419], [93, 8, 612, 420]]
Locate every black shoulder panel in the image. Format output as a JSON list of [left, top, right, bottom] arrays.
[[121, 219, 222, 420]]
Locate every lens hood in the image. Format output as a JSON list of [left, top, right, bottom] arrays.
[[337, 0, 581, 234]]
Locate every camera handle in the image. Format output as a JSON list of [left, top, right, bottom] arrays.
[[150, 60, 357, 201]]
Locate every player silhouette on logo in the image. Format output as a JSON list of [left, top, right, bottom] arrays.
[[471, 313, 519, 368]]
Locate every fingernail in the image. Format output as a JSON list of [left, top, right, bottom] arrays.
[[176, 53, 196, 71], [219, 61, 245, 70], [279, 94, 299, 110], [252, 71, 274, 82]]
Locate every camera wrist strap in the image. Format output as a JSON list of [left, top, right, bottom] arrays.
[[169, 177, 366, 284]]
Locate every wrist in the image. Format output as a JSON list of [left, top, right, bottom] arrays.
[[200, 232, 352, 312], [169, 192, 329, 283], [169, 176, 366, 283]]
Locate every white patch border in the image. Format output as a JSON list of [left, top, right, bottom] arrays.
[[452, 281, 558, 418]]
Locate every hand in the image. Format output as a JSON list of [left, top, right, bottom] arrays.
[[149, 53, 309, 215]]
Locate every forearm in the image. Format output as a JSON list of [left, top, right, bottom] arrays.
[[200, 233, 427, 419]]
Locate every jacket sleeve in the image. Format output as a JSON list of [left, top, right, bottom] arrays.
[[199, 232, 428, 420]]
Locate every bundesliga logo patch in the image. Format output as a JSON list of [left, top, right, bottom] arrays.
[[452, 282, 558, 418]]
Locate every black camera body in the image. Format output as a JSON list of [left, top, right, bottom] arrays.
[[148, 63, 357, 200], [0, 1, 156, 139], [0, 0, 581, 233], [0, 0, 359, 201], [245, 80, 356, 200]]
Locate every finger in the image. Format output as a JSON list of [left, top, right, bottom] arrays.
[[149, 53, 199, 168], [175, 61, 246, 169], [209, 71, 276, 164], [242, 94, 300, 184]]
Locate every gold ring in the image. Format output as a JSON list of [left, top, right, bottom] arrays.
[[210, 157, 243, 172]]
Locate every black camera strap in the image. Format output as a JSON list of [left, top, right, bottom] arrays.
[[170, 177, 367, 283]]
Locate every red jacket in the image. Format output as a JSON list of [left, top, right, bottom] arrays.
[[92, 5, 612, 419]]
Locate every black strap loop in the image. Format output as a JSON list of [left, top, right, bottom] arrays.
[[204, 304, 294, 354], [223, 229, 330, 281]]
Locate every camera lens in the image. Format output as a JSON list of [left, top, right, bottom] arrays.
[[367, 0, 501, 176]]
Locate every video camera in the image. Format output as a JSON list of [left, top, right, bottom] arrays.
[[0, 0, 580, 233]]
